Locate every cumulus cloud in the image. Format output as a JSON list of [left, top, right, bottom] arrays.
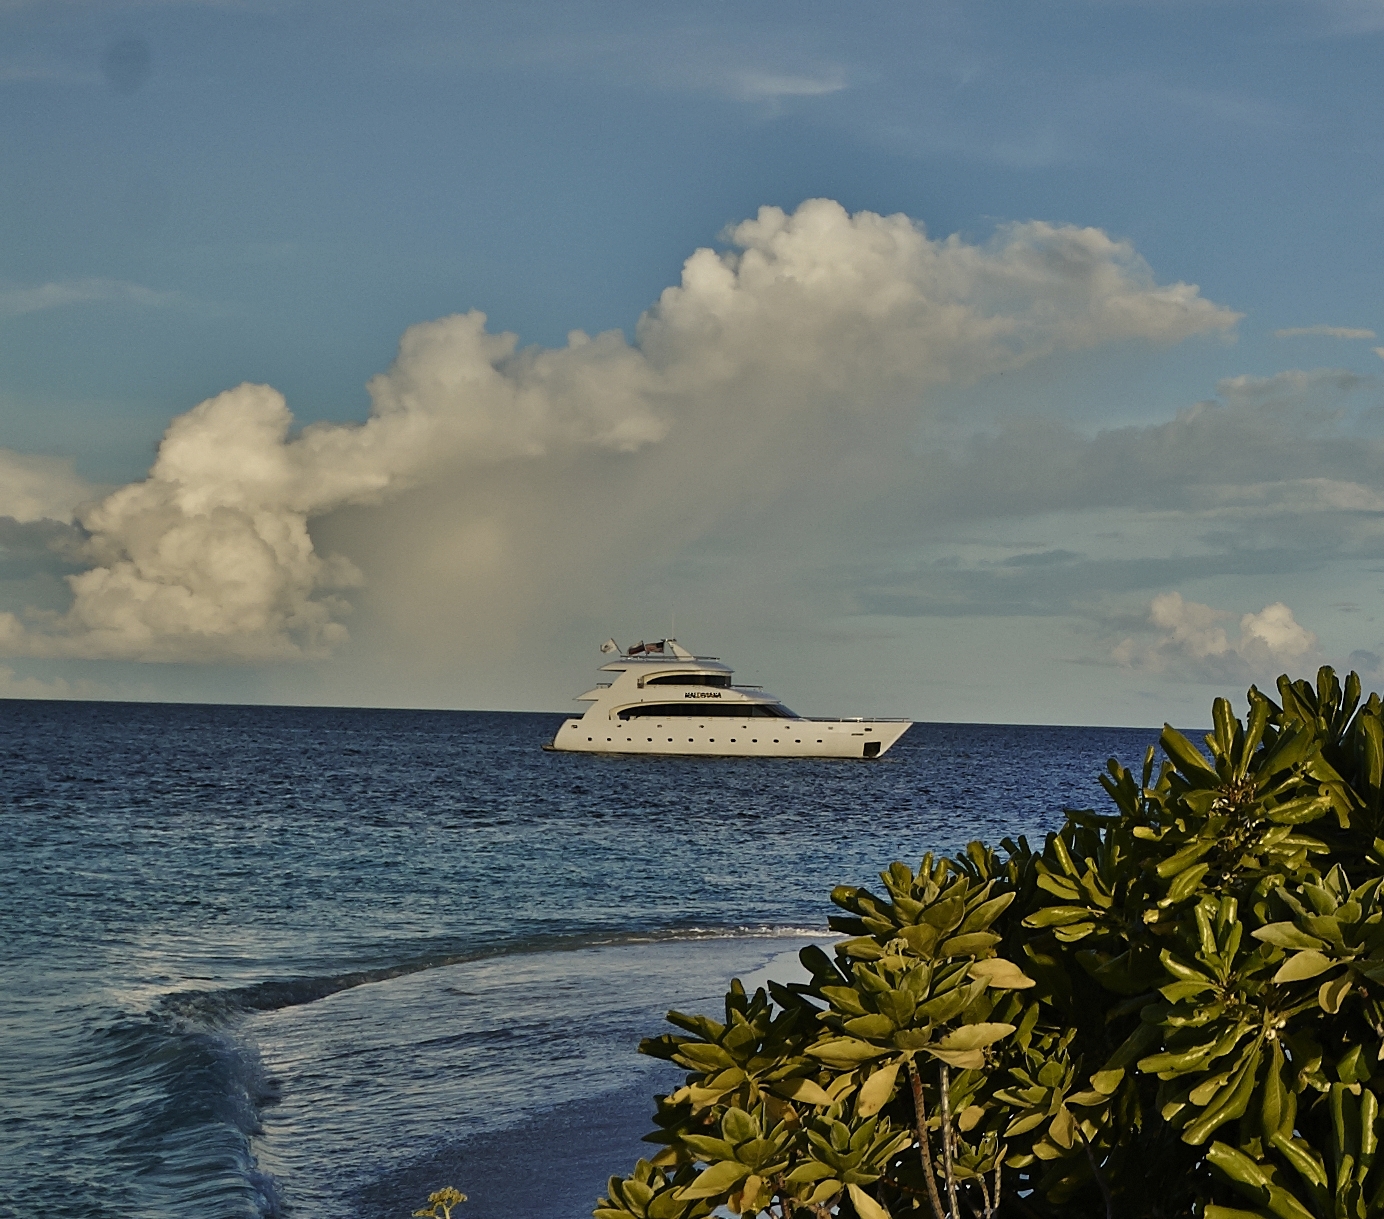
[[1275, 325, 1376, 340], [0, 199, 1236, 665], [1113, 592, 1317, 679]]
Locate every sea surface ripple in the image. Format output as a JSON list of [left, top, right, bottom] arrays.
[[0, 701, 1161, 1218]]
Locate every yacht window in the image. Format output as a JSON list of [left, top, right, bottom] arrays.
[[617, 703, 794, 720], [643, 673, 731, 688]]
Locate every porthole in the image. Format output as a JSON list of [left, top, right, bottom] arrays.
[[817, 739, 823, 743], [587, 737, 593, 741], [795, 739, 801, 743], [752, 739, 758, 743], [730, 738, 736, 742], [647, 737, 653, 742]]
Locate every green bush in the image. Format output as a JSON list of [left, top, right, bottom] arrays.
[[594, 667, 1384, 1219]]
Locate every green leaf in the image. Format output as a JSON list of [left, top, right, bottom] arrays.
[[1265, 797, 1332, 825], [809, 1038, 888, 1069], [1167, 864, 1212, 903], [922, 896, 966, 934], [1091, 1068, 1125, 1094], [838, 937, 884, 960], [680, 1135, 737, 1161], [1156, 839, 1215, 880], [846, 1183, 892, 1219], [1273, 950, 1335, 983], [720, 1108, 756, 1145], [1161, 726, 1221, 783], [1140, 1040, 1219, 1076], [1318, 973, 1352, 1013], [1182, 1042, 1263, 1145], [770, 1077, 834, 1106], [937, 1022, 1015, 1051], [1206, 1141, 1271, 1196], [1160, 980, 1217, 1002], [915, 988, 972, 1024], [937, 932, 1003, 956], [820, 985, 869, 1017], [678, 1159, 750, 1200], [856, 1061, 902, 1118], [1252, 924, 1329, 952], [898, 924, 940, 956], [968, 958, 1036, 989], [1337, 1042, 1370, 1084], [844, 1014, 896, 1040], [675, 1043, 737, 1072], [924, 1047, 986, 1069], [806, 1179, 843, 1206], [888, 1029, 932, 1053], [1005, 1111, 1048, 1137], [960, 892, 1015, 934], [1023, 906, 1095, 928]]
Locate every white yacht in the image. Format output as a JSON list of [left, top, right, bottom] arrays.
[[547, 639, 911, 759]]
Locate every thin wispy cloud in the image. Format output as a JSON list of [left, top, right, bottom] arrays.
[[0, 278, 180, 319], [1276, 324, 1376, 339], [728, 69, 847, 102]]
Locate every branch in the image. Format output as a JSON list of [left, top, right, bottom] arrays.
[[938, 1063, 961, 1219], [908, 1057, 950, 1219]]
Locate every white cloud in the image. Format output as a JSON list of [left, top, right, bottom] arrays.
[[0, 199, 1236, 665], [1239, 602, 1317, 666], [1114, 592, 1317, 679], [0, 449, 95, 522], [0, 278, 179, 319], [1275, 325, 1376, 339], [729, 69, 847, 101]]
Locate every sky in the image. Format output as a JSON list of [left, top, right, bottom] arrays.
[[1, 0, 1382, 726]]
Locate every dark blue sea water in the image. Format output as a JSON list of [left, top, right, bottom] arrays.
[[0, 702, 1162, 1219]]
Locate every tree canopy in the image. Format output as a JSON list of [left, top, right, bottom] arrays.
[[595, 668, 1384, 1219]]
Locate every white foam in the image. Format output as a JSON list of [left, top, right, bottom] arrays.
[[243, 934, 827, 1214]]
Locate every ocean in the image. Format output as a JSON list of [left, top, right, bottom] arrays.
[[0, 701, 1162, 1219]]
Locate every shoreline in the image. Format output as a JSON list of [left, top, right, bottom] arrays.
[[349, 1067, 682, 1219]]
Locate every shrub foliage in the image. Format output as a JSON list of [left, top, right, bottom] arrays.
[[594, 668, 1384, 1219]]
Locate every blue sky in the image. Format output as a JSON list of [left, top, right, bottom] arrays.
[[2, 0, 1382, 724]]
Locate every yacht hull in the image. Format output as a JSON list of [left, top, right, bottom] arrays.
[[550, 716, 910, 759]]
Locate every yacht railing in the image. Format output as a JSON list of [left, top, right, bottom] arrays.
[[801, 716, 912, 722]]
